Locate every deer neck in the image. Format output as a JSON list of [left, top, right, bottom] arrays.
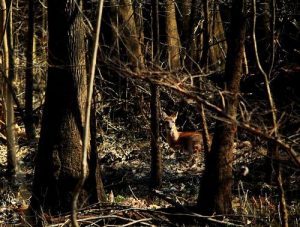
[[168, 125, 180, 142]]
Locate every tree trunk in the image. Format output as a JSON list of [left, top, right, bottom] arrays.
[[165, 0, 181, 69], [199, 0, 209, 70], [208, 2, 227, 71], [31, 0, 105, 216], [7, 0, 17, 176], [150, 0, 162, 189], [25, 0, 36, 142], [257, 0, 271, 72], [198, 0, 246, 215], [1, 0, 17, 177], [133, 0, 144, 55], [177, 0, 192, 49], [186, 0, 201, 70], [118, 0, 144, 71], [88, 94, 106, 202], [150, 83, 161, 189]]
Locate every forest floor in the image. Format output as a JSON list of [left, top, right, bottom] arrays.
[[0, 128, 299, 226]]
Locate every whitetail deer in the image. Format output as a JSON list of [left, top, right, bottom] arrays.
[[162, 112, 209, 159]]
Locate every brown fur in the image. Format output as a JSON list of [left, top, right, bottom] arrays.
[[162, 112, 206, 155]]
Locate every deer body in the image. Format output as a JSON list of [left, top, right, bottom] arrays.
[[162, 112, 204, 155]]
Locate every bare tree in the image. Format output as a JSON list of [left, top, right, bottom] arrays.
[[30, 0, 105, 220], [24, 0, 36, 142], [198, 0, 247, 215], [150, 0, 162, 189], [1, 0, 17, 177]]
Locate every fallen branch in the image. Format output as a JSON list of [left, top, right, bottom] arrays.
[[153, 190, 243, 226]]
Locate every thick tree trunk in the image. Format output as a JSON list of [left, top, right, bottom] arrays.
[[198, 0, 246, 215], [31, 0, 105, 216], [165, 0, 181, 69], [118, 0, 144, 71]]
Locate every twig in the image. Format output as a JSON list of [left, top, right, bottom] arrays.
[[252, 0, 277, 130], [252, 1, 289, 226], [119, 218, 152, 227], [128, 185, 138, 201]]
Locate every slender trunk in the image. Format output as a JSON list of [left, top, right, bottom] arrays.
[[252, 0, 288, 224], [150, 0, 162, 189], [276, 163, 289, 227], [25, 0, 36, 142], [150, 83, 161, 189], [89, 93, 106, 202], [41, 0, 47, 60], [200, 104, 210, 156], [186, 0, 201, 70], [199, 0, 209, 70], [195, 0, 210, 154], [208, 2, 227, 70], [152, 0, 159, 62], [109, 0, 121, 59], [1, 0, 17, 176], [134, 0, 144, 55]]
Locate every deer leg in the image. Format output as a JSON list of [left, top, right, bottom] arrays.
[[191, 143, 201, 164]]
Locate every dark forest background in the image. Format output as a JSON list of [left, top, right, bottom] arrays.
[[0, 0, 299, 226]]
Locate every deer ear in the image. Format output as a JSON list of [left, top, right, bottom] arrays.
[[171, 112, 178, 120], [161, 111, 168, 119]]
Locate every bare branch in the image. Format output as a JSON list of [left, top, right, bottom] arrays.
[[104, 62, 300, 168]]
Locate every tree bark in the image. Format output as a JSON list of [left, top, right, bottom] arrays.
[[25, 0, 36, 142], [118, 0, 144, 71], [199, 0, 209, 70], [165, 0, 181, 69], [1, 0, 17, 177], [252, 0, 288, 224], [150, 0, 162, 189], [186, 0, 201, 70], [177, 0, 192, 49], [150, 83, 161, 189], [7, 0, 17, 176], [31, 0, 105, 216], [208, 2, 227, 70], [198, 0, 246, 215], [133, 0, 144, 55]]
